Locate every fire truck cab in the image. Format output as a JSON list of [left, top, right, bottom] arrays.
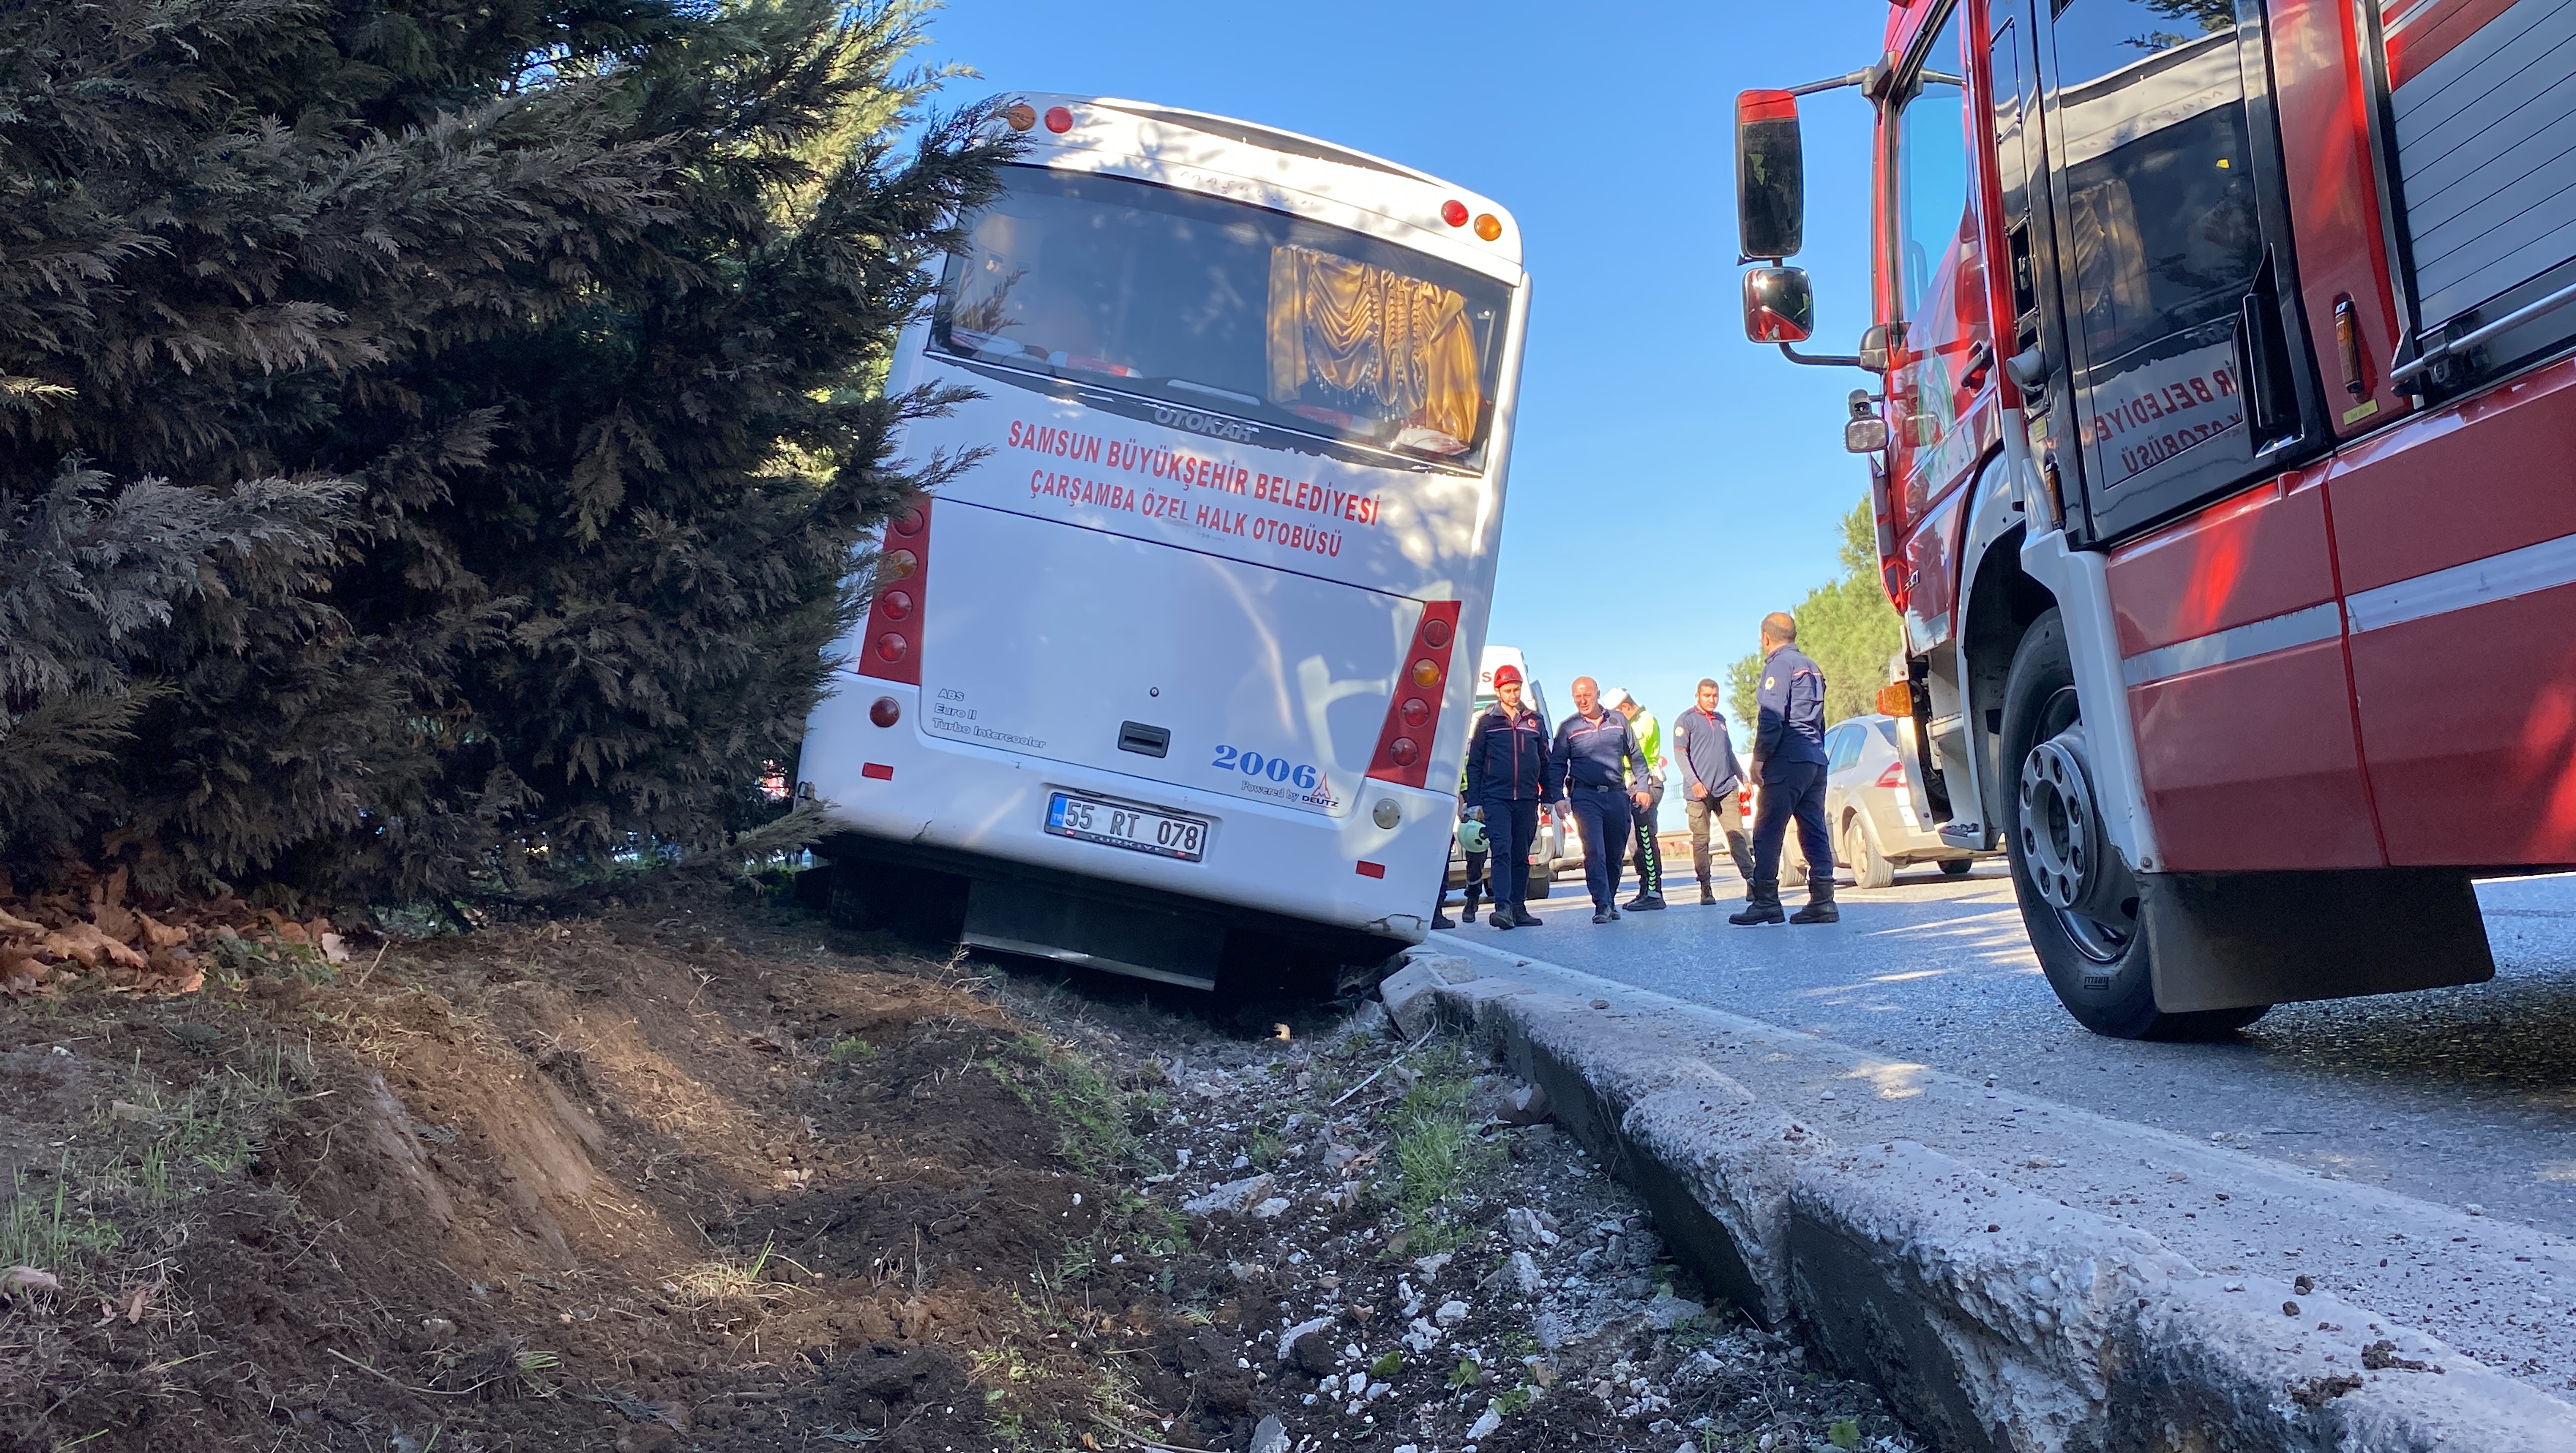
[[1736, 0, 2576, 1037]]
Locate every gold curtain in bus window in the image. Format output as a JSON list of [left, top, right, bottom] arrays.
[[1266, 246, 1480, 449]]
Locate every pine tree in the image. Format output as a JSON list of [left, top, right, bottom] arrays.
[[0, 0, 1006, 896]]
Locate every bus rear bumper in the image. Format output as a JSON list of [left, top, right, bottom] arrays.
[[798, 680, 1456, 967]]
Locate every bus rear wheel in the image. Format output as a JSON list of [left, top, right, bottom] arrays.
[[2000, 611, 2267, 1040]]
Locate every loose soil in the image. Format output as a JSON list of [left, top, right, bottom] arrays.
[[2, 879, 1912, 1453]]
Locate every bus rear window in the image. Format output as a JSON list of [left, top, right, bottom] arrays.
[[934, 165, 1512, 468]]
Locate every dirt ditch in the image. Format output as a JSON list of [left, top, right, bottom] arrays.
[[2, 881, 1913, 1453]]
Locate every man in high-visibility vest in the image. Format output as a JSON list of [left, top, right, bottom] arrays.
[[1603, 688, 1666, 910]]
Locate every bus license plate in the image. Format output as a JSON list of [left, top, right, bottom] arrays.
[[1044, 792, 1208, 862]]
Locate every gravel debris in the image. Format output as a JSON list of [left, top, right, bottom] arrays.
[[989, 974, 1921, 1453]]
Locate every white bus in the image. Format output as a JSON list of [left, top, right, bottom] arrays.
[[795, 94, 1530, 991]]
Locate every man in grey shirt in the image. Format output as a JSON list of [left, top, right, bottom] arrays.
[[1673, 677, 1753, 904]]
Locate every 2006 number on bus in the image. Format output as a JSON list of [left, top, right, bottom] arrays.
[[1045, 792, 1208, 862]]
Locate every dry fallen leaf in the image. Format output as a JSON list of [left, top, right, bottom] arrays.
[[4, 1266, 61, 1295]]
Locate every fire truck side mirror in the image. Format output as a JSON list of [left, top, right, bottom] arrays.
[[1859, 323, 1902, 372], [1736, 89, 1805, 261], [1742, 266, 1815, 344]]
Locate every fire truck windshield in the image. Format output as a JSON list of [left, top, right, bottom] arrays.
[[933, 165, 1513, 468]]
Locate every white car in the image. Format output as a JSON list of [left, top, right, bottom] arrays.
[[1774, 714, 1991, 888]]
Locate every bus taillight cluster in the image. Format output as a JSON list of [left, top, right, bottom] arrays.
[[857, 500, 932, 688], [1365, 604, 1461, 788]]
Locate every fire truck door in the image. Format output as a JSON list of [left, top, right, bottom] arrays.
[[2032, 0, 2382, 874], [2028, 0, 2332, 545]]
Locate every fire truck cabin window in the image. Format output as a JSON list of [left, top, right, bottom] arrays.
[[2049, 0, 2263, 490], [1895, 6, 1971, 322]]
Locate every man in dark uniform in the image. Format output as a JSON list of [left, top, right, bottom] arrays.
[[1461, 664, 1553, 928], [1733, 612, 1838, 926], [1552, 676, 1656, 925]]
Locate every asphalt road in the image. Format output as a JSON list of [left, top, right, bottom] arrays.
[[1435, 857, 2576, 1239]]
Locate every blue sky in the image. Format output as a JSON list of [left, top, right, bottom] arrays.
[[915, 1, 1895, 822]]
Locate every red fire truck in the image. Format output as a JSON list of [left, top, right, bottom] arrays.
[[1734, 0, 2575, 1037]]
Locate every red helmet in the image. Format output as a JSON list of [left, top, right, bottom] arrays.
[[1491, 664, 1523, 687]]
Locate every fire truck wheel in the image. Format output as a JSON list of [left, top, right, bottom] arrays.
[[1846, 814, 1895, 890], [2001, 610, 2266, 1040]]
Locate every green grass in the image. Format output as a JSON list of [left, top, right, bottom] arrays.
[[982, 1033, 1140, 1178], [3, 1039, 302, 1294], [1379, 1041, 1499, 1246]]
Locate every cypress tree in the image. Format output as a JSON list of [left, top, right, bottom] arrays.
[[0, 0, 1005, 896]]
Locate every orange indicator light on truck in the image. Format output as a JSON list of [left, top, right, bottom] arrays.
[[884, 549, 918, 579], [1411, 658, 1442, 688], [1474, 214, 1502, 241], [1003, 103, 1036, 132]]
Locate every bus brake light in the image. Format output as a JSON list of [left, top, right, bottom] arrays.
[[1044, 106, 1074, 133], [1441, 200, 1469, 228]]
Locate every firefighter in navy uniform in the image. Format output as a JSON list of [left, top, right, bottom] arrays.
[[1733, 612, 1838, 926], [1461, 664, 1553, 929]]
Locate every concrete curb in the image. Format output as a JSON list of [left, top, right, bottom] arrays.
[[1389, 947, 2576, 1453]]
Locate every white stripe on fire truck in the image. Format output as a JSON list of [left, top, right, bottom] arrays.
[[2119, 528, 2576, 686], [2119, 602, 2345, 688], [2343, 529, 2576, 634]]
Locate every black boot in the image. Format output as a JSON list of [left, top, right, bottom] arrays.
[[1729, 879, 1785, 926], [1790, 876, 1840, 925], [1432, 909, 1456, 928], [1512, 902, 1544, 927], [1462, 886, 1482, 923], [1623, 891, 1666, 911], [1491, 903, 1516, 929]]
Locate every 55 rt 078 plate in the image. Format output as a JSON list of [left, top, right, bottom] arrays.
[[1044, 792, 1208, 861]]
